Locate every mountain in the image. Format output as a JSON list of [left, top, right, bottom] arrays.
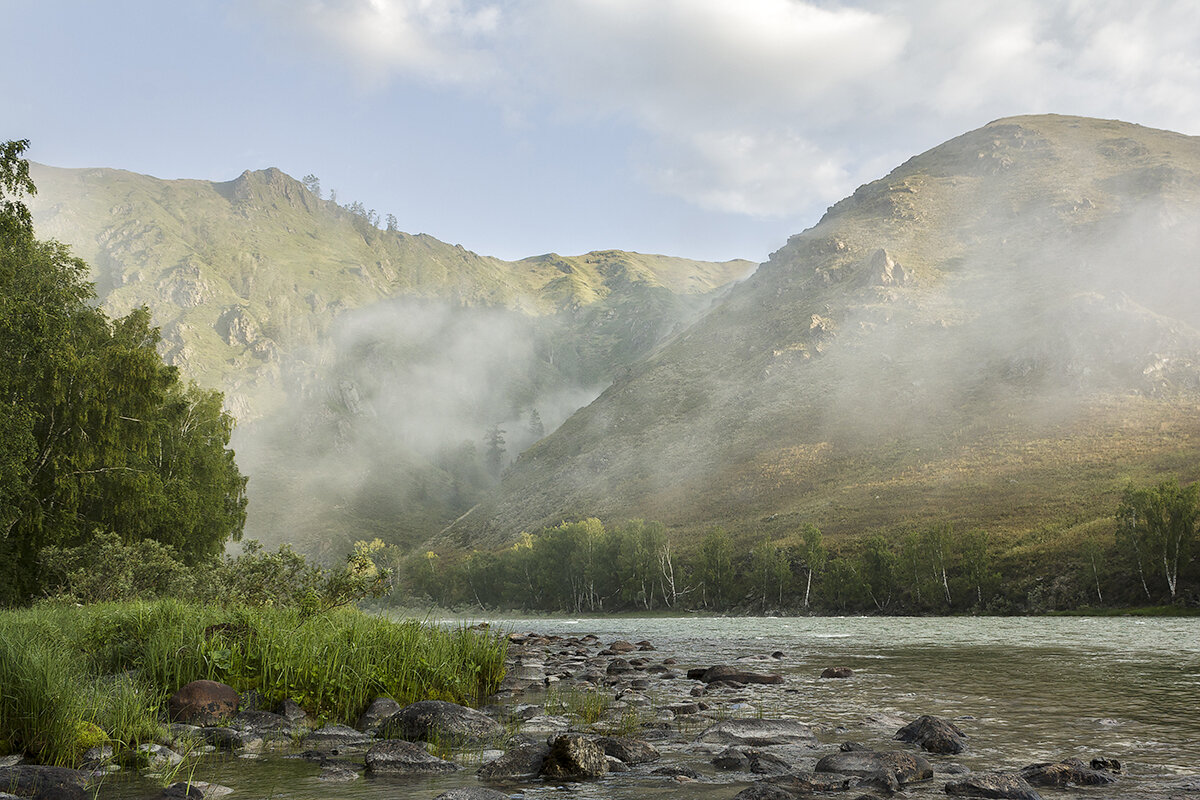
[[27, 164, 749, 420], [456, 115, 1200, 555], [26, 164, 751, 552]]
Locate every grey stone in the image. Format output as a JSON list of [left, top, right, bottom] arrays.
[[365, 740, 459, 775], [697, 719, 817, 747], [433, 790, 511, 800], [0, 766, 91, 800], [356, 697, 401, 732], [894, 714, 968, 754], [815, 749, 932, 786], [541, 734, 608, 780], [595, 736, 660, 764], [945, 772, 1043, 799], [477, 743, 549, 780], [379, 700, 502, 744]]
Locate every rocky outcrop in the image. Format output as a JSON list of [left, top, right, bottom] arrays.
[[167, 681, 239, 726], [820, 666, 854, 678]]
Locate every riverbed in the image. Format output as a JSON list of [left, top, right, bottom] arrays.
[[102, 615, 1200, 799]]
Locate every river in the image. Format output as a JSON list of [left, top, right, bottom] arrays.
[[104, 615, 1199, 799]]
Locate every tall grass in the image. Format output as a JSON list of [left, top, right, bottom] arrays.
[[0, 600, 507, 766]]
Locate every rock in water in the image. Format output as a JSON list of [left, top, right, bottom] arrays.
[[700, 664, 785, 684], [594, 736, 660, 764], [697, 719, 817, 746], [540, 734, 608, 780], [477, 743, 550, 779], [365, 741, 459, 775], [945, 772, 1043, 800], [1019, 758, 1117, 787], [168, 680, 239, 726], [433, 789, 512, 800], [894, 714, 968, 754], [0, 766, 90, 800], [815, 749, 933, 786], [820, 666, 854, 678], [379, 700, 502, 743]]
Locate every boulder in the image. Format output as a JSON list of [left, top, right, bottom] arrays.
[[160, 782, 233, 799], [379, 700, 502, 744], [1019, 758, 1117, 787], [477, 743, 549, 780], [0, 766, 90, 800], [540, 734, 608, 780], [733, 772, 854, 800], [594, 736, 660, 764], [364, 741, 459, 775], [432, 790, 511, 800], [697, 719, 817, 747], [167, 680, 239, 726], [945, 772, 1043, 799], [652, 764, 702, 779], [701, 665, 784, 685], [607, 640, 636, 654], [356, 697, 400, 732], [137, 744, 183, 771], [302, 724, 374, 750], [815, 749, 932, 786], [820, 667, 854, 678], [712, 746, 792, 775], [277, 699, 306, 722], [894, 714, 967, 754]]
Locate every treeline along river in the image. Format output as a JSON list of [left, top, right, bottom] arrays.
[[101, 615, 1198, 800]]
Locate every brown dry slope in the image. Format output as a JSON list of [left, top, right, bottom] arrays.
[[459, 115, 1200, 551]]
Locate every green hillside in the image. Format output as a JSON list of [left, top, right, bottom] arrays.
[[27, 164, 750, 552], [458, 115, 1200, 564]]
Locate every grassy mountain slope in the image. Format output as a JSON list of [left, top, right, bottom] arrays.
[[28, 164, 750, 420], [27, 163, 750, 554], [458, 115, 1200, 558]]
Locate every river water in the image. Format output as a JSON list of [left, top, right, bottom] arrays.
[[104, 615, 1200, 800]]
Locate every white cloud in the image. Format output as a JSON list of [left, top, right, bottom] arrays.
[[254, 0, 1200, 218], [257, 0, 502, 85]]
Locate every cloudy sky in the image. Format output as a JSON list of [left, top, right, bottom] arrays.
[[7, 1, 1200, 262]]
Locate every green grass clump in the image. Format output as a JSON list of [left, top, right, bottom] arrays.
[[545, 685, 613, 725], [0, 600, 507, 766]]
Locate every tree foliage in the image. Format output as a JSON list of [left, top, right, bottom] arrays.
[[0, 140, 247, 604], [1117, 478, 1198, 602]]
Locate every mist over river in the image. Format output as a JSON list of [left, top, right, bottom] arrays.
[[105, 616, 1199, 800]]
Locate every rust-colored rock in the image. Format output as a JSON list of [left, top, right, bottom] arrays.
[[168, 680, 239, 725]]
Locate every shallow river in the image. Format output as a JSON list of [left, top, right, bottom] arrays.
[[106, 615, 1200, 799]]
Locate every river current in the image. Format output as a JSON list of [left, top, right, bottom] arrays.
[[105, 615, 1199, 799]]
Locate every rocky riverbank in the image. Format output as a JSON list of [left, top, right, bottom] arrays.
[[0, 628, 1128, 800]]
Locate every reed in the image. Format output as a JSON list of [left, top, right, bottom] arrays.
[[0, 600, 507, 766]]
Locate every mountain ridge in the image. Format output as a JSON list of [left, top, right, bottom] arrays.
[[451, 114, 1200, 553]]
